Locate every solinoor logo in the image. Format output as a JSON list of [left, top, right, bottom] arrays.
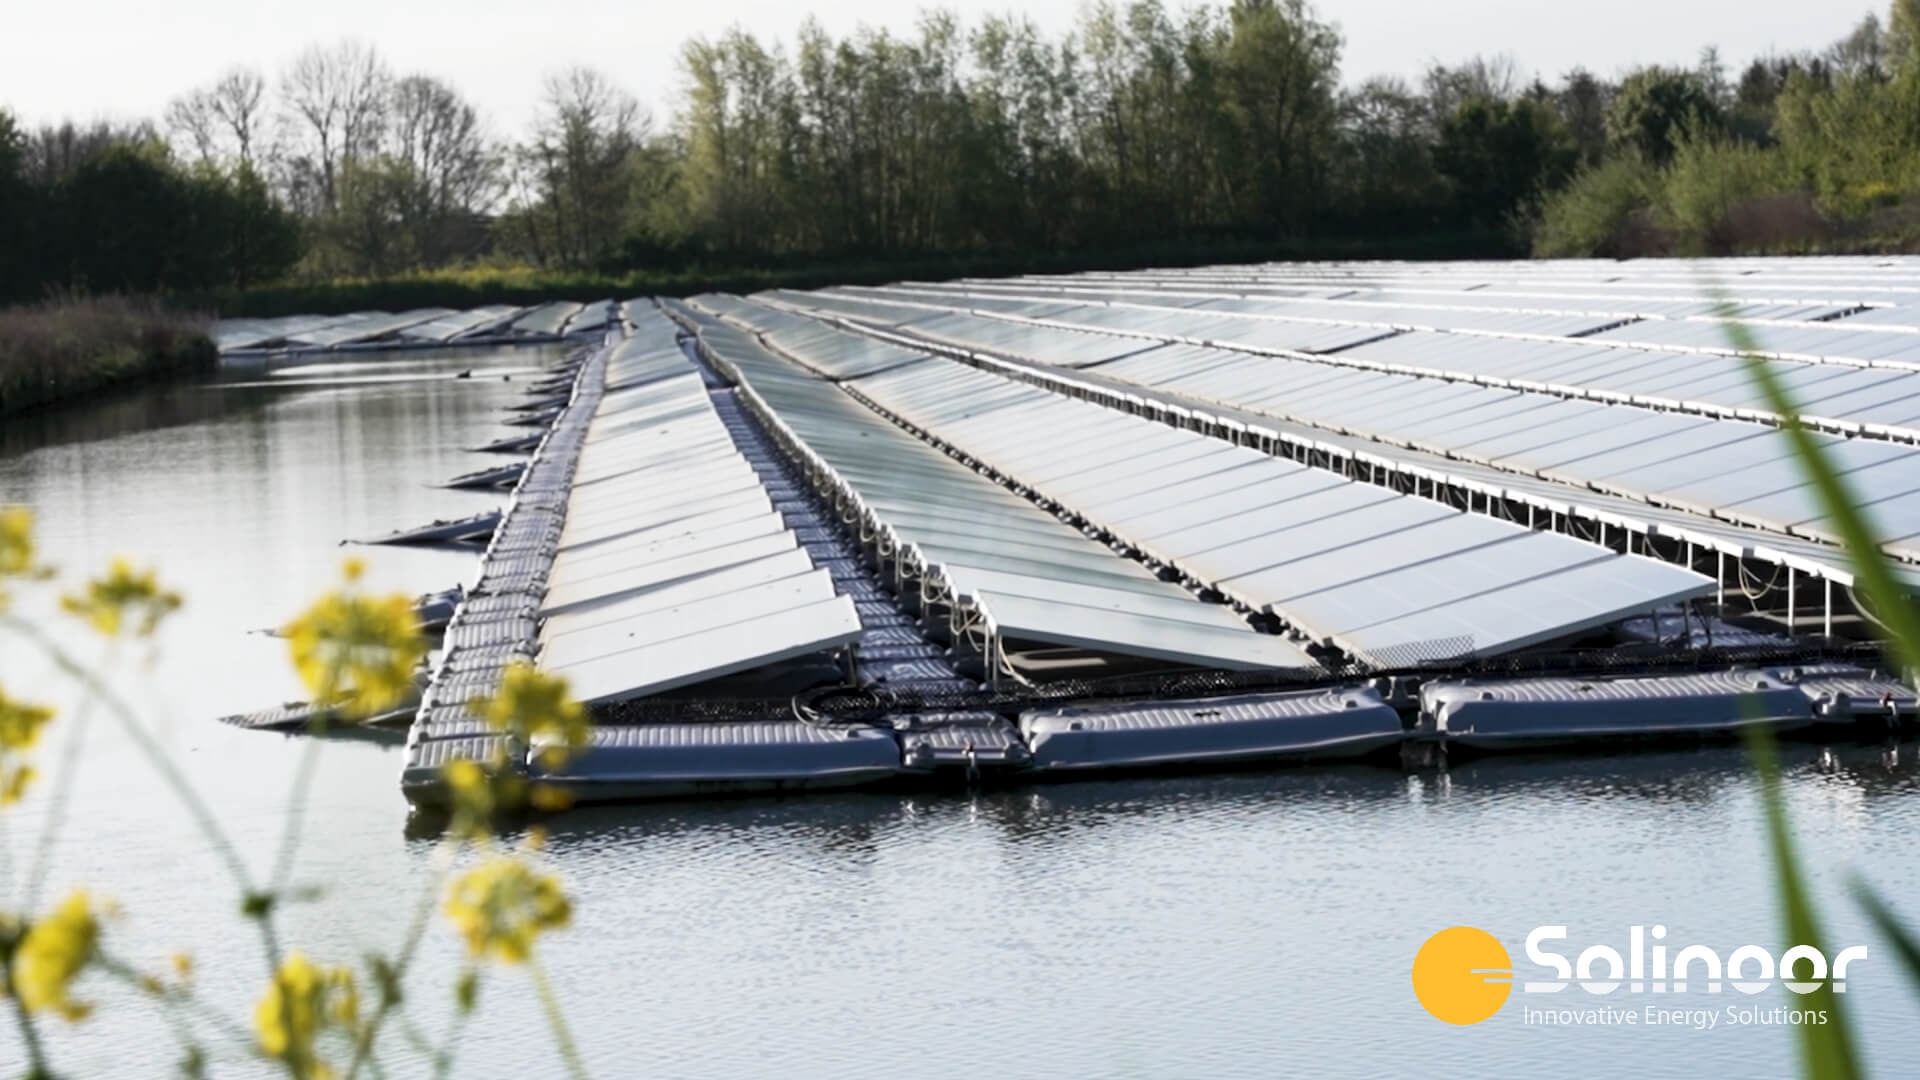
[[1412, 926, 1514, 1025], [1412, 926, 1868, 1026]]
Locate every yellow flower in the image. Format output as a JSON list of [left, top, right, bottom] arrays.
[[11, 891, 101, 1021], [0, 505, 55, 611], [443, 756, 497, 838], [280, 560, 425, 720], [253, 951, 358, 1075], [469, 662, 589, 770], [443, 854, 572, 965], [60, 558, 181, 637], [0, 685, 54, 805], [0, 506, 35, 575], [528, 783, 574, 812]]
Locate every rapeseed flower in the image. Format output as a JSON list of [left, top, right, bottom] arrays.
[[281, 559, 425, 719], [60, 558, 182, 637], [0, 505, 55, 611], [469, 661, 589, 769], [443, 853, 572, 965], [253, 951, 359, 1076], [0, 685, 54, 805], [443, 756, 498, 838], [11, 891, 101, 1021]]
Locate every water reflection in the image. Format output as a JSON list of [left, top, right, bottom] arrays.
[[488, 737, 1920, 857], [0, 376, 273, 456]]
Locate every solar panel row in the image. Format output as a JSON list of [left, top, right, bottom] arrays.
[[709, 298, 1712, 664], [775, 276, 1920, 567], [683, 306, 1317, 671], [534, 313, 863, 704]]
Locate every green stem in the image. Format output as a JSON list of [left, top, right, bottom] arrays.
[[1, 616, 286, 980], [268, 653, 351, 902], [10, 993, 51, 1080], [98, 955, 253, 1048], [269, 736, 325, 896], [22, 640, 109, 913], [430, 978, 479, 1080], [529, 956, 588, 1080], [342, 838, 457, 1080], [1708, 296, 1920, 674], [0, 782, 14, 896], [97, 959, 212, 1070], [1747, 729, 1862, 1079], [1, 616, 258, 895]]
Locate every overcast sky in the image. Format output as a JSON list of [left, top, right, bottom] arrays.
[[2, 0, 1878, 136]]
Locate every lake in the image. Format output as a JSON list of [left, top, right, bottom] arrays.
[[3, 345, 1917, 1078]]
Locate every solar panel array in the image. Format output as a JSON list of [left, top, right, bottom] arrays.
[[679, 303, 1318, 671], [763, 258, 1920, 576], [211, 301, 611, 353], [535, 313, 862, 704], [696, 295, 1713, 665]]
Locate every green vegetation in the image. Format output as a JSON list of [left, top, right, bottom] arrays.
[[0, 297, 215, 417], [0, 110, 273, 413], [1539, 5, 1920, 255], [1721, 301, 1920, 1079], [178, 233, 1502, 319], [4, 1, 1916, 316], [0, 112, 299, 301]]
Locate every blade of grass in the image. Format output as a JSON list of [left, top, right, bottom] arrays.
[[1747, 727, 1863, 1080], [1710, 284, 1919, 1080], [1854, 882, 1920, 995], [1712, 301, 1920, 674]]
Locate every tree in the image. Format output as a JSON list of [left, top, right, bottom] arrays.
[[166, 69, 270, 169], [385, 75, 501, 264], [1606, 67, 1724, 164], [0, 109, 34, 301], [1218, 0, 1343, 232], [1828, 14, 1889, 80], [517, 68, 647, 268], [279, 41, 390, 216], [1892, 0, 1920, 66], [165, 88, 222, 166], [1434, 96, 1577, 228], [204, 164, 303, 288], [1556, 68, 1613, 165], [678, 33, 796, 253], [1423, 54, 1524, 132], [1333, 76, 1445, 226]]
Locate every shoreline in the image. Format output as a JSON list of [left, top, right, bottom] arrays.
[[0, 297, 218, 418]]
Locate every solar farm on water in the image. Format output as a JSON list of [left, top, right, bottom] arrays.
[[215, 259, 1920, 805]]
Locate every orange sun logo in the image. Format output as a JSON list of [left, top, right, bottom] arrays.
[[1413, 926, 1514, 1025]]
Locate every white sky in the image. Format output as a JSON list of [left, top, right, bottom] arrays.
[[2, 0, 1877, 138]]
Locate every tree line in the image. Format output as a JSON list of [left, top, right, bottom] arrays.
[[3, 0, 1920, 307], [0, 115, 299, 302]]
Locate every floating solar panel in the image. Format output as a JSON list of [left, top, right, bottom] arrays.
[[688, 304, 1323, 672]]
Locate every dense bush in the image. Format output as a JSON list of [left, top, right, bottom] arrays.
[[0, 297, 216, 415], [180, 232, 1509, 319], [1656, 131, 1801, 252], [1536, 5, 1920, 257], [1530, 156, 1660, 257]]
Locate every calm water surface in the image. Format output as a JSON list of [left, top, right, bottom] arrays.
[[2, 349, 1918, 1078]]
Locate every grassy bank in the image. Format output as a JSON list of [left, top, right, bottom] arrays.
[[178, 232, 1514, 318], [0, 297, 217, 416]]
